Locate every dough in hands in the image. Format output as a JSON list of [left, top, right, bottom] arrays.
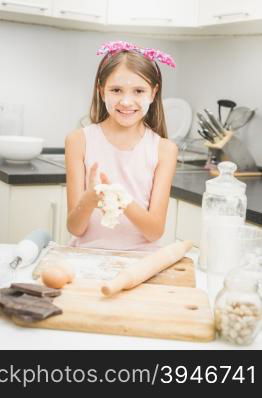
[[95, 183, 132, 228]]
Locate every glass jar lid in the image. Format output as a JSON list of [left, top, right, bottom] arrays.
[[206, 161, 246, 196]]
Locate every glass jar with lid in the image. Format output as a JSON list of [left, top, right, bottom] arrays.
[[206, 224, 262, 308], [199, 161, 247, 271], [214, 268, 262, 345], [242, 249, 262, 300]]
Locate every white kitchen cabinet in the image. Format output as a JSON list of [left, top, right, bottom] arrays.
[[53, 0, 107, 24], [107, 0, 198, 27], [158, 197, 177, 246], [0, 183, 65, 244], [1, 0, 262, 36], [176, 200, 202, 247], [0, 0, 52, 16], [0, 181, 10, 244], [198, 0, 262, 26]]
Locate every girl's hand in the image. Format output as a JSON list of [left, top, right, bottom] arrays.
[[100, 172, 111, 184], [87, 162, 111, 203], [87, 162, 99, 193], [98, 171, 111, 213]]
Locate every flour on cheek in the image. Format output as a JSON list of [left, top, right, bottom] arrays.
[[104, 97, 115, 114], [140, 97, 151, 117]]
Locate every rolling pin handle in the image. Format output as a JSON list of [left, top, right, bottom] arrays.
[[101, 272, 130, 296], [100, 240, 193, 297]]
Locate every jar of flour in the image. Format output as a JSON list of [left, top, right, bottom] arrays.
[[199, 161, 247, 271]]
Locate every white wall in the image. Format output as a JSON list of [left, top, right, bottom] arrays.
[[174, 36, 262, 167], [0, 21, 262, 166], [0, 21, 179, 147]]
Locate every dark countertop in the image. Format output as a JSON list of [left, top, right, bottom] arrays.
[[0, 158, 261, 225], [172, 171, 262, 225], [0, 158, 66, 184]]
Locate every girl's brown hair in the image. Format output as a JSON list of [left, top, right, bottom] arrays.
[[89, 51, 168, 138]]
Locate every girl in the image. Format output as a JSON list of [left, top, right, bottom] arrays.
[[65, 41, 178, 251]]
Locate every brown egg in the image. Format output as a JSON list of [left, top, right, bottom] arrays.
[[42, 267, 69, 289], [56, 264, 75, 283]]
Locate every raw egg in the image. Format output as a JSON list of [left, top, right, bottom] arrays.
[[42, 267, 69, 289], [55, 264, 75, 283]]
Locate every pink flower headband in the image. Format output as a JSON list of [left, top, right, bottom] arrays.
[[96, 41, 176, 68]]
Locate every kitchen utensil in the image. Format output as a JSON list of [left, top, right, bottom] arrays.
[[197, 129, 215, 143], [204, 129, 216, 143], [217, 99, 237, 127], [196, 113, 219, 138], [0, 136, 44, 162], [14, 279, 215, 342], [9, 229, 52, 270], [225, 106, 256, 130], [101, 240, 193, 296], [204, 109, 226, 137], [1, 230, 52, 288], [32, 244, 196, 288], [204, 133, 258, 171]]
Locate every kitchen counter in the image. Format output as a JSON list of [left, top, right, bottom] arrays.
[[172, 172, 262, 225], [0, 244, 261, 350], [0, 157, 261, 225], [0, 157, 66, 185]]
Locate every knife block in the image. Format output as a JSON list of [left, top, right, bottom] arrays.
[[204, 130, 233, 150], [204, 130, 261, 174]]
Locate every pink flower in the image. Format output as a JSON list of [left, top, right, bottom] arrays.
[[97, 41, 176, 68]]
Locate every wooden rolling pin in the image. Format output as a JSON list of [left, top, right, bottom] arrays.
[[100, 240, 193, 296]]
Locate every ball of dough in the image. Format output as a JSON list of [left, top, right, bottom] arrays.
[[41, 267, 69, 289]]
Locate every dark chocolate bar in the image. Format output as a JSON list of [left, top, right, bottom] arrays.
[[0, 284, 63, 323], [10, 283, 61, 297], [1, 293, 62, 322]]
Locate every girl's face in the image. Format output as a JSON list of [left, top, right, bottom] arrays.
[[100, 64, 158, 128]]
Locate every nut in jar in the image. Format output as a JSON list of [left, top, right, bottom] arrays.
[[214, 268, 262, 345]]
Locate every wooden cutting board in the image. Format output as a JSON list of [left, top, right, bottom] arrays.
[[33, 244, 196, 288], [14, 279, 215, 342]]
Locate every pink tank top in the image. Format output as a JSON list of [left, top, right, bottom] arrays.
[[69, 123, 161, 251]]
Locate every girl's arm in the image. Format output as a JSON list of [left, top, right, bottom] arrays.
[[65, 130, 100, 237], [124, 138, 178, 242]]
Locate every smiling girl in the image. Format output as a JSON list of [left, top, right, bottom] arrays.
[[65, 41, 178, 251]]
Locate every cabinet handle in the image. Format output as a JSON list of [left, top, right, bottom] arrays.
[[130, 16, 173, 23], [1, 1, 48, 12], [50, 201, 58, 242], [213, 12, 249, 20], [59, 9, 101, 19]]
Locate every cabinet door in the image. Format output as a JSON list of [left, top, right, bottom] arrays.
[[8, 185, 62, 244], [176, 200, 201, 247], [0, 0, 52, 16], [159, 197, 178, 246], [107, 0, 197, 27], [53, 0, 107, 23], [199, 0, 262, 26], [0, 181, 10, 244]]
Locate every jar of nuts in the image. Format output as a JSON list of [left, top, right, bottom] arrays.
[[214, 268, 262, 345]]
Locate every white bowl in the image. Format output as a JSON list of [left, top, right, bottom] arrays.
[[0, 136, 44, 161]]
